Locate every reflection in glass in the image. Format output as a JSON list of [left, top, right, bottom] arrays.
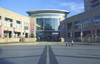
[[93, 15, 100, 25], [5, 17, 13, 27], [36, 18, 60, 31], [82, 18, 90, 27], [74, 21, 80, 29]]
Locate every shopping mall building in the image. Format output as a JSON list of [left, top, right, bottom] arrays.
[[0, 0, 100, 42], [26, 10, 69, 41], [0, 7, 70, 42]]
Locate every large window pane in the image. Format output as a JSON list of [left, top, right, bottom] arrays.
[[23, 22, 29, 30], [36, 18, 60, 31], [74, 21, 80, 29], [67, 23, 72, 30], [15, 20, 21, 29], [93, 15, 100, 25], [82, 18, 90, 27], [5, 17, 12, 27]]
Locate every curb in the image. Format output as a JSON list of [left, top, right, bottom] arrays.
[[0, 42, 100, 46]]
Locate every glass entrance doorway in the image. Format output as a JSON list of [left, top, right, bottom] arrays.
[[44, 32, 52, 41], [36, 32, 60, 41]]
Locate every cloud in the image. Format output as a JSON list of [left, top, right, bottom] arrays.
[[59, 2, 84, 13], [45, 1, 84, 17]]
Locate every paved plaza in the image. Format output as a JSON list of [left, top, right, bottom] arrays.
[[0, 42, 100, 64]]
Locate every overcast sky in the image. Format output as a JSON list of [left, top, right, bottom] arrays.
[[0, 0, 84, 17]]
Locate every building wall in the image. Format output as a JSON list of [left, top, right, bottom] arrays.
[[61, 6, 100, 42], [0, 7, 30, 38], [84, 0, 100, 11], [30, 18, 36, 38]]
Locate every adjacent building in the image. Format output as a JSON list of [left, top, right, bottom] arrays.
[[0, 7, 30, 39], [84, 0, 100, 11], [61, 2, 100, 42]]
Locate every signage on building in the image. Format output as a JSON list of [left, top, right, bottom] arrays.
[[62, 24, 65, 29], [94, 27, 97, 35], [62, 24, 65, 32], [31, 29, 34, 32], [0, 27, 1, 35], [31, 24, 34, 29], [62, 29, 65, 32], [31, 24, 34, 32]]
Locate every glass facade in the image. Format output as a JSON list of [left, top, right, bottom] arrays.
[[36, 32, 60, 41], [36, 18, 60, 31], [82, 18, 90, 27], [27, 9, 69, 41], [91, 0, 99, 6], [91, 0, 99, 9], [93, 15, 100, 25], [74, 20, 81, 29], [34, 14, 63, 41]]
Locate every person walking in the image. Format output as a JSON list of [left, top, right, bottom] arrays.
[[71, 40, 74, 46], [68, 42, 70, 46], [66, 42, 67, 46]]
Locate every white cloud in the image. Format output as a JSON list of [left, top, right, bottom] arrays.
[[59, 2, 84, 13]]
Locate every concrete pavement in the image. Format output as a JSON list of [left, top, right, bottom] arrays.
[[51, 45, 100, 64], [0, 45, 100, 64], [0, 42, 100, 46]]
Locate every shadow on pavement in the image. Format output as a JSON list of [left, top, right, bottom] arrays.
[[0, 55, 40, 59], [0, 48, 14, 64], [55, 55, 100, 59]]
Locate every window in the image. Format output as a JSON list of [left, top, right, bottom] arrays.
[[15, 20, 21, 29], [74, 21, 80, 29], [93, 15, 100, 25], [4, 18, 12, 27], [36, 18, 60, 31], [82, 18, 90, 27], [67, 23, 72, 30], [23, 22, 29, 30], [91, 0, 99, 7]]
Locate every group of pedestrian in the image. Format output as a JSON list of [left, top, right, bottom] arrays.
[[66, 40, 74, 46]]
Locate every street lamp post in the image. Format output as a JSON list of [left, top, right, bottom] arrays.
[[94, 26, 97, 42], [80, 24, 83, 41], [13, 27, 15, 42], [20, 30, 25, 42], [0, 25, 2, 38], [0, 24, 4, 38], [7, 29, 9, 42]]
